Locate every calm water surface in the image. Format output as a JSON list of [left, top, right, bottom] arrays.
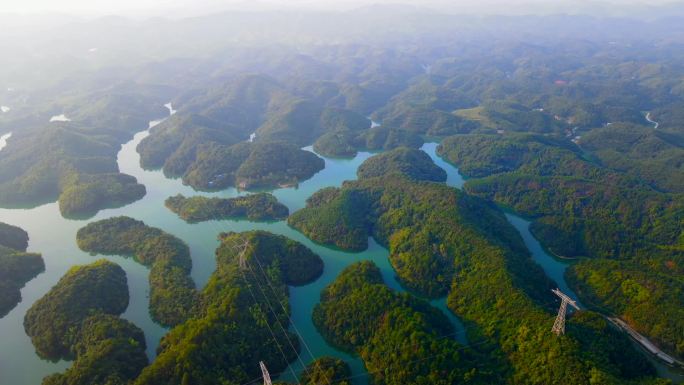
[[0, 116, 679, 385]]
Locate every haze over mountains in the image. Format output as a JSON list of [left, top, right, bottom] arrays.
[[1, 1, 684, 385]]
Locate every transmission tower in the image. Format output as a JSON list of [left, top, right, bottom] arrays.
[[260, 361, 272, 385], [228, 236, 250, 271], [551, 288, 580, 335]]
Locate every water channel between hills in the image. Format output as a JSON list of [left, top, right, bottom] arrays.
[[0, 108, 680, 385]]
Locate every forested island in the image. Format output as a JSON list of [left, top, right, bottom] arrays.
[[165, 193, 288, 222], [76, 217, 197, 326], [23, 260, 148, 385], [171, 140, 325, 190], [357, 147, 447, 182], [58, 173, 146, 218], [0, 222, 44, 317]]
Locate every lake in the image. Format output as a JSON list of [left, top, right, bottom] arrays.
[[0, 109, 681, 384]]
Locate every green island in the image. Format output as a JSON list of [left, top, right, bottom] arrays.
[[23, 260, 130, 359], [179, 141, 324, 190], [165, 193, 289, 222], [0, 221, 30, 251], [234, 141, 325, 189], [58, 173, 146, 218], [357, 147, 447, 182], [76, 216, 197, 327], [23, 260, 148, 385], [313, 130, 360, 157], [134, 231, 323, 385], [0, 222, 44, 317], [437, 133, 684, 361]]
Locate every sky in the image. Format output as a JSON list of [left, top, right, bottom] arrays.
[[0, 0, 678, 17]]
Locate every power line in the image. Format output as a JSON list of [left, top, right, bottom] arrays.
[[250, 252, 328, 385], [168, 185, 571, 385], [236, 252, 301, 382], [207, 214, 313, 384], [235, 236, 313, 384], [551, 288, 580, 336]]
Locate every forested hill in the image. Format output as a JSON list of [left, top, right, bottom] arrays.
[[134, 231, 323, 385], [289, 173, 663, 384], [438, 132, 684, 361], [0, 222, 44, 317]]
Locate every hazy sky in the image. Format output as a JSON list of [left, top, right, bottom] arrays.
[[0, 0, 677, 16]]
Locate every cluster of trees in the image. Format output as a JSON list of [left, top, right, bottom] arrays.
[[233, 141, 324, 189], [0, 222, 44, 317], [437, 132, 684, 360], [314, 261, 498, 384], [289, 173, 548, 298], [135, 231, 323, 384], [313, 124, 424, 158], [579, 123, 684, 193], [568, 259, 684, 359], [23, 260, 149, 385], [76, 216, 196, 327], [165, 193, 289, 222], [357, 147, 447, 182], [147, 137, 324, 190]]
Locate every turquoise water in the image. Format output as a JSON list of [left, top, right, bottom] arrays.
[[0, 116, 468, 385]]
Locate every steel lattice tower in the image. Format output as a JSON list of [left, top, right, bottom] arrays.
[[260, 361, 272, 385], [551, 288, 580, 335]]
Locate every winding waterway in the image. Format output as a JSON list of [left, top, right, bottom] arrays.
[[646, 112, 660, 129], [0, 108, 467, 385], [0, 106, 681, 385]]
